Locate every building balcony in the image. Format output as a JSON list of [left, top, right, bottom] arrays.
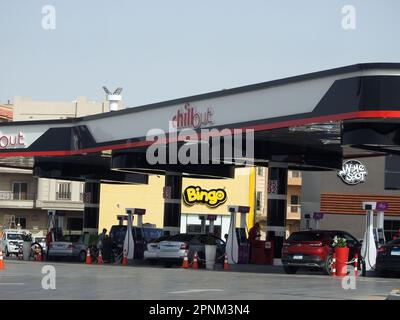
[[0, 191, 36, 209], [288, 171, 302, 186], [287, 204, 301, 220]]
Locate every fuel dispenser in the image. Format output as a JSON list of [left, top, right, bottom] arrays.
[[361, 202, 377, 273], [226, 205, 250, 264], [121, 208, 146, 261]]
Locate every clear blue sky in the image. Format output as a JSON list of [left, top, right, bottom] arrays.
[[0, 0, 399, 107]]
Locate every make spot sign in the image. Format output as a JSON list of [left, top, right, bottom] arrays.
[[338, 159, 368, 185]]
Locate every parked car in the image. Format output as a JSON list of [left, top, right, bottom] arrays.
[[281, 230, 362, 275], [143, 235, 172, 262], [1, 229, 26, 257], [145, 233, 226, 267], [47, 234, 88, 262], [376, 238, 400, 276]]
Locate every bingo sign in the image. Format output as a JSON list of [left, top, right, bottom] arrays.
[[338, 159, 368, 185]]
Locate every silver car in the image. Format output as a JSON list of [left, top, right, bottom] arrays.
[[146, 234, 226, 267], [48, 234, 88, 262]]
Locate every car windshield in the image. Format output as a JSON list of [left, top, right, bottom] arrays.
[[110, 226, 141, 243], [142, 228, 163, 242], [288, 232, 325, 241], [61, 235, 81, 243], [34, 237, 46, 242], [7, 233, 23, 240]]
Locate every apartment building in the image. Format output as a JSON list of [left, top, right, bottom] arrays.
[[253, 167, 302, 239], [0, 96, 111, 234]]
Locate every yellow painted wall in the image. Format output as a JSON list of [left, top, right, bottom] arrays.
[[98, 167, 252, 231]]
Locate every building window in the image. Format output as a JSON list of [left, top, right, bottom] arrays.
[[290, 195, 300, 213], [256, 191, 263, 211], [57, 182, 71, 200], [15, 217, 27, 229], [257, 167, 264, 176], [67, 217, 83, 231], [291, 171, 301, 178], [12, 182, 28, 200]]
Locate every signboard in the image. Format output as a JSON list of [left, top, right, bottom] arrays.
[[267, 180, 279, 194], [338, 159, 368, 185], [162, 186, 171, 200], [376, 202, 389, 211], [313, 212, 324, 220], [183, 186, 227, 208]]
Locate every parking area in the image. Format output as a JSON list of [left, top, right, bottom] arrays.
[[0, 260, 399, 300]]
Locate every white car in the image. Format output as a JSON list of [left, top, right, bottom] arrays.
[[143, 235, 172, 263], [1, 230, 26, 257]]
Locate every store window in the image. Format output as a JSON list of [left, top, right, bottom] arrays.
[[256, 191, 263, 211], [384, 220, 400, 241], [57, 182, 71, 200], [12, 182, 28, 200], [186, 224, 221, 238]]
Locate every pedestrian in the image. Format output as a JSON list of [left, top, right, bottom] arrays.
[[248, 223, 261, 263], [97, 228, 107, 250], [45, 228, 54, 260]]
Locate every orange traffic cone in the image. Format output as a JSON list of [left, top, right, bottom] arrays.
[[192, 252, 199, 270], [223, 253, 229, 270], [97, 250, 104, 264], [85, 248, 92, 264], [121, 250, 128, 266], [182, 249, 189, 269], [0, 250, 4, 270]]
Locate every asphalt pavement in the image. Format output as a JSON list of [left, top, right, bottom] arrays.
[[0, 260, 399, 300]]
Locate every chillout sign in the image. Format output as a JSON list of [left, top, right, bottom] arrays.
[[171, 103, 214, 130], [0, 132, 25, 149], [338, 159, 368, 185]]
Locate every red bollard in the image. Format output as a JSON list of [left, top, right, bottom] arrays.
[[354, 253, 358, 278]]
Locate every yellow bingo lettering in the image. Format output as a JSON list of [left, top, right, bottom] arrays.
[[183, 186, 227, 208]]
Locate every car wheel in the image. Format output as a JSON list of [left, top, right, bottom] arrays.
[[283, 265, 299, 274], [5, 247, 9, 257], [79, 250, 87, 263], [323, 255, 333, 275]]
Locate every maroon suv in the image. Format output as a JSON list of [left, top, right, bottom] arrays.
[[281, 230, 362, 275]]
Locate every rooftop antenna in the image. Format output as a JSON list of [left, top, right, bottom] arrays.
[[102, 86, 123, 112]]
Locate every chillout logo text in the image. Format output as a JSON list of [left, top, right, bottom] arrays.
[[171, 103, 214, 130]]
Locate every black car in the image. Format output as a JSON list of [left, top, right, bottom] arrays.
[[376, 238, 400, 276]]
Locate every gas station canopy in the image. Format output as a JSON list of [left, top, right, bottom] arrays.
[[1, 63, 400, 178]]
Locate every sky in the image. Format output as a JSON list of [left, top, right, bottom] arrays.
[[0, 0, 399, 108]]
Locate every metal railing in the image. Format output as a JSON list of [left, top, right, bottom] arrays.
[[56, 192, 71, 200], [0, 191, 36, 201]]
